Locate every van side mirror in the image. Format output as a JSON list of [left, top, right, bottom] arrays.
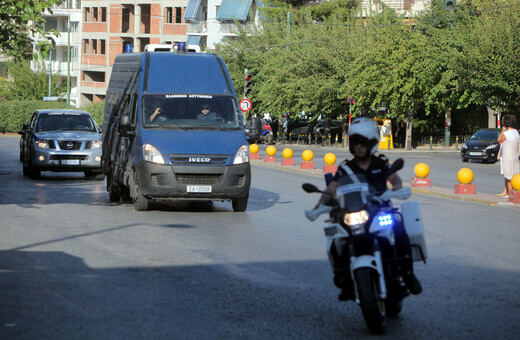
[[118, 114, 135, 136]]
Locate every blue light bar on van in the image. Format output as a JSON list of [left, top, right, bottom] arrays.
[[177, 42, 186, 52], [124, 44, 133, 53]]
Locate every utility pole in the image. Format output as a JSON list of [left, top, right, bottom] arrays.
[[286, 12, 291, 51], [67, 0, 71, 106], [48, 49, 52, 97]]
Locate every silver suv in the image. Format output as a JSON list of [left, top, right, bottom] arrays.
[[19, 109, 104, 179]]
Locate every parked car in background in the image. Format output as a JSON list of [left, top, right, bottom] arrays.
[[460, 128, 501, 163], [290, 119, 343, 143], [18, 109, 104, 179]]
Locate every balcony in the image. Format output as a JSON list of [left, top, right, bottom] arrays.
[[187, 21, 208, 34], [219, 22, 247, 35]]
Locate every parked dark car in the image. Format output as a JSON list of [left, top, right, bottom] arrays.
[[460, 128, 501, 163], [290, 119, 343, 143], [18, 109, 104, 179]]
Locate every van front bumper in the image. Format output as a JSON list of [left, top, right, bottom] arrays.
[[135, 162, 251, 200]]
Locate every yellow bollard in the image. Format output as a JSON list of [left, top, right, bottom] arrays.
[[455, 168, 476, 194]]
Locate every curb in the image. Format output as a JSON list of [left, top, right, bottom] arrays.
[[251, 159, 517, 208]]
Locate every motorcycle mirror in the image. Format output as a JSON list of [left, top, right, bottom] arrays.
[[388, 158, 404, 175], [302, 183, 322, 193]]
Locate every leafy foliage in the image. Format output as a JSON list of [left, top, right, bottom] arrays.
[[3, 58, 64, 100], [216, 0, 520, 137], [0, 0, 62, 59]]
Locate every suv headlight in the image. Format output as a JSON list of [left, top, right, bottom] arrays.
[[144, 144, 165, 164], [35, 139, 50, 149], [233, 145, 249, 164], [92, 140, 102, 149]]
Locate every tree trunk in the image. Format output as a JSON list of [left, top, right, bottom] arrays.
[[405, 110, 414, 150], [487, 105, 497, 128]]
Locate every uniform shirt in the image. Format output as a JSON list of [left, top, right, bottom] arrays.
[[333, 155, 392, 195]]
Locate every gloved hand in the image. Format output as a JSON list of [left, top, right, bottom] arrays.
[[305, 204, 332, 221]]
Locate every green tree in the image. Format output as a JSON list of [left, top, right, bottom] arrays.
[[0, 0, 62, 59], [4, 58, 64, 100]]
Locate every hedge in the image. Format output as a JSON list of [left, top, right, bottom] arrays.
[[0, 100, 105, 133]]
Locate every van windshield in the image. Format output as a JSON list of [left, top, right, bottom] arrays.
[[142, 94, 241, 130]]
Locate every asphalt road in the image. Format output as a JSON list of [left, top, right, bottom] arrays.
[[0, 135, 519, 339]]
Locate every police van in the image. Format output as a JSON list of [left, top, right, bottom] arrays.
[[102, 43, 250, 211]]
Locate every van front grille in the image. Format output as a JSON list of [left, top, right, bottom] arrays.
[[169, 154, 229, 166], [176, 174, 221, 185]]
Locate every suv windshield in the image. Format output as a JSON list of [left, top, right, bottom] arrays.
[[142, 94, 241, 130], [36, 113, 98, 132]]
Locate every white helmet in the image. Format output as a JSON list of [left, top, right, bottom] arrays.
[[348, 117, 380, 156]]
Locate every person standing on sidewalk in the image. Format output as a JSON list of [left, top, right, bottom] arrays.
[[496, 114, 520, 198]]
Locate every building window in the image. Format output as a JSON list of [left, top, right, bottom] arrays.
[[83, 39, 89, 54], [176, 7, 182, 23], [93, 7, 98, 22], [101, 7, 107, 22], [92, 40, 98, 54], [166, 7, 173, 24], [84, 8, 90, 22], [100, 40, 106, 55]]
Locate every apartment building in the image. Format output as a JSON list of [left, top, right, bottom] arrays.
[[184, 0, 262, 50], [32, 1, 82, 107], [80, 1, 189, 106]]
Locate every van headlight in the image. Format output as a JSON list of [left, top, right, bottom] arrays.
[[144, 144, 165, 164], [233, 145, 249, 164]]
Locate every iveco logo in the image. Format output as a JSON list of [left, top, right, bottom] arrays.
[[66, 142, 74, 149], [189, 157, 211, 163]]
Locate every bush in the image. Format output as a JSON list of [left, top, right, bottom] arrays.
[[0, 100, 106, 133]]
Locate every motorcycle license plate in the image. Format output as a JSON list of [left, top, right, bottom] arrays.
[[62, 160, 80, 165], [187, 185, 212, 193]]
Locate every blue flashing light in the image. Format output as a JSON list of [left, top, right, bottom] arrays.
[[124, 44, 133, 53], [178, 42, 186, 51], [378, 214, 393, 227]]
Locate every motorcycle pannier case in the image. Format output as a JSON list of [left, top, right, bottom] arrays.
[[401, 200, 428, 262]]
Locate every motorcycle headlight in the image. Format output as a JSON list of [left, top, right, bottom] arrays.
[[485, 144, 499, 150], [233, 144, 249, 164], [343, 210, 369, 234], [144, 144, 165, 164], [35, 139, 50, 149]]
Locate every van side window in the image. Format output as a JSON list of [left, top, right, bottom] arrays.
[[122, 95, 130, 115], [130, 95, 138, 125]]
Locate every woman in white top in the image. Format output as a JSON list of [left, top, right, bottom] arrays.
[[497, 114, 520, 198]]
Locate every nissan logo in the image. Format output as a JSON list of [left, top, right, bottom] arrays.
[[66, 142, 74, 149], [189, 157, 211, 163]]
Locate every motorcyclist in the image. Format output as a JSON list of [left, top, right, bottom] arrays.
[[314, 117, 422, 300]]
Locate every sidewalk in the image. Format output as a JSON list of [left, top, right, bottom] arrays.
[[250, 158, 519, 208]]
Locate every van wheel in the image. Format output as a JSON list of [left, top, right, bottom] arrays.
[[133, 170, 149, 211], [232, 194, 248, 212], [107, 173, 121, 202], [121, 186, 132, 202]]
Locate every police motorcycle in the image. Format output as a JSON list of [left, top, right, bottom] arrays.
[[303, 159, 427, 334]]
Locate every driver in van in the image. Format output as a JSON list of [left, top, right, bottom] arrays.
[[314, 117, 422, 300], [197, 103, 222, 120], [148, 103, 168, 123]]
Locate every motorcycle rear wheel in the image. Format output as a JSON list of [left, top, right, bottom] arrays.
[[355, 268, 387, 334]]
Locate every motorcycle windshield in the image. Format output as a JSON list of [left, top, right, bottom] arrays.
[[336, 174, 370, 212]]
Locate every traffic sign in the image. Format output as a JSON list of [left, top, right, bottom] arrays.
[[239, 98, 252, 112]]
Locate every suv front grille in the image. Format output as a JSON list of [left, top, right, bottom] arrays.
[[57, 141, 82, 150]]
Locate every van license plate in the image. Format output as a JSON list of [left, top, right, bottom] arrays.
[[187, 185, 212, 193], [62, 160, 80, 165]]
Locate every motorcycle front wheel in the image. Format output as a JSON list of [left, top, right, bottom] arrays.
[[355, 268, 387, 334]]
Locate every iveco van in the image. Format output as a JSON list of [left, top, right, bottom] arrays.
[[102, 47, 250, 211]]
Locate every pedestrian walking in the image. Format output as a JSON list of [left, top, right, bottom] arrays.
[[496, 114, 520, 198]]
